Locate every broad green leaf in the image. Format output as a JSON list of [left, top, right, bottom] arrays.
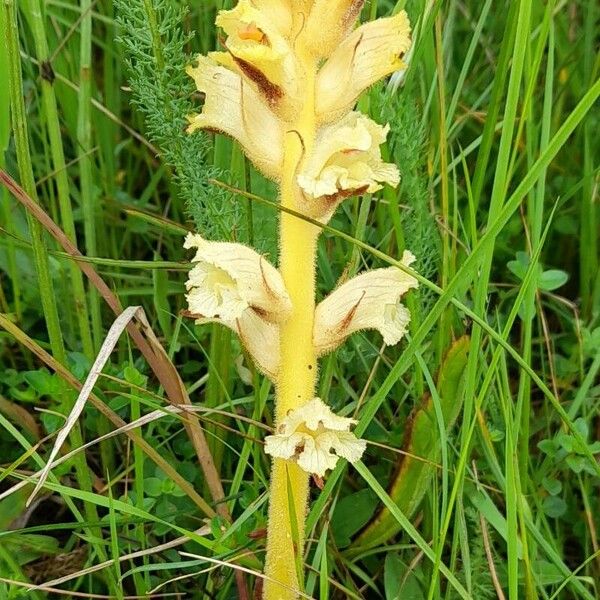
[[331, 489, 377, 548], [1, 533, 60, 566], [538, 269, 568, 291], [384, 553, 424, 600]]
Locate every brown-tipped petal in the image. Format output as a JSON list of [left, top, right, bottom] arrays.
[[186, 55, 283, 180], [313, 252, 418, 355], [316, 11, 411, 122]]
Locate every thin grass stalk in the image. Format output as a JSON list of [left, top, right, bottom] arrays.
[[516, 14, 556, 600], [21, 0, 95, 358], [4, 0, 66, 363], [78, 0, 103, 350], [580, 0, 598, 317], [0, 7, 22, 323], [434, 13, 451, 363]]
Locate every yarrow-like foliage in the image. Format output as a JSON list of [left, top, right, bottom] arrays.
[[184, 0, 416, 478], [114, 0, 239, 237]]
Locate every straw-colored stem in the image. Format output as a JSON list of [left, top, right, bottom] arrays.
[[263, 49, 319, 600]]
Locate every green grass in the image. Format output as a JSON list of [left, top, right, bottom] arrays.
[[1, 0, 599, 598]]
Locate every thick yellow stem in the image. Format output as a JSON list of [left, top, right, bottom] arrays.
[[263, 46, 319, 600]]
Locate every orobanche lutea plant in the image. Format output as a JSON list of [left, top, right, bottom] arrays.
[[184, 1, 415, 597]]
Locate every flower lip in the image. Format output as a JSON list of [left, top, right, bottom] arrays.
[[265, 398, 366, 477], [313, 250, 418, 355], [184, 233, 291, 324], [296, 112, 399, 221]]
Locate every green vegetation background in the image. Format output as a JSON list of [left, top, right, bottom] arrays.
[[0, 0, 599, 598]]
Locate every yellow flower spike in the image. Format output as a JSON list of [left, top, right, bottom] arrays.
[[214, 0, 302, 112], [186, 55, 283, 180], [313, 251, 419, 355], [305, 0, 366, 58], [184, 3, 414, 597], [264, 398, 366, 477], [297, 112, 400, 221], [183, 233, 291, 380], [316, 11, 412, 122]]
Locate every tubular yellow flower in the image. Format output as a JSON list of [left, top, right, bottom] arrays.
[[186, 55, 283, 180], [297, 112, 399, 220], [316, 11, 412, 122], [184, 233, 291, 323], [313, 251, 418, 355], [184, 233, 290, 379], [213, 0, 301, 107], [305, 0, 365, 58], [264, 398, 366, 477]]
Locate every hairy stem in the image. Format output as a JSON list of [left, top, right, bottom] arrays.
[[263, 43, 319, 600]]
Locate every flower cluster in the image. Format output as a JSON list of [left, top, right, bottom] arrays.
[[184, 1, 415, 476], [186, 0, 410, 220]]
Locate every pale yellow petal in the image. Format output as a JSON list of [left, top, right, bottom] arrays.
[[264, 431, 306, 460], [296, 435, 339, 477], [305, 0, 365, 57], [195, 309, 280, 380], [186, 55, 283, 180], [297, 112, 399, 220], [316, 11, 411, 122], [236, 309, 281, 379], [290, 398, 356, 432], [246, 0, 294, 36], [314, 251, 418, 354], [184, 232, 291, 323], [325, 431, 367, 464]]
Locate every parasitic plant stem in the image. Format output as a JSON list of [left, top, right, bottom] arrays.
[[264, 46, 319, 599]]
